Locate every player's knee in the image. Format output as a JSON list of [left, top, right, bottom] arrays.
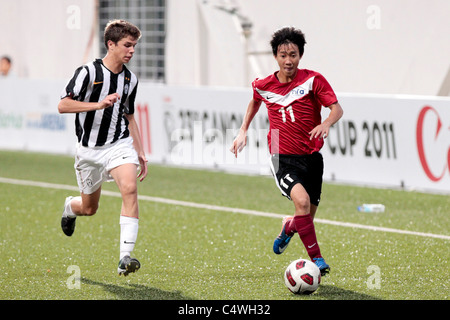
[[120, 182, 137, 197], [293, 195, 310, 215], [82, 204, 98, 216]]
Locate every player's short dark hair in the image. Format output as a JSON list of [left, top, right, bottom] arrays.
[[270, 27, 306, 57], [104, 19, 141, 49], [1, 55, 11, 64]]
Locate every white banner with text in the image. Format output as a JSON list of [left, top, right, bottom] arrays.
[[0, 79, 448, 194]]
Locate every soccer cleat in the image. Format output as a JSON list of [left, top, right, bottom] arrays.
[[61, 196, 76, 236], [313, 257, 330, 276], [273, 216, 294, 254], [118, 255, 141, 276]]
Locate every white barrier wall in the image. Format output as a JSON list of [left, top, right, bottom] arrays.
[[0, 79, 74, 154], [321, 93, 450, 193], [1, 78, 449, 194]]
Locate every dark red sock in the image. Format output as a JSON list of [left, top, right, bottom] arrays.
[[285, 217, 296, 236], [292, 214, 322, 260]]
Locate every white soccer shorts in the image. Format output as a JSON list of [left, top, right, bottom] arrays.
[[74, 137, 139, 194]]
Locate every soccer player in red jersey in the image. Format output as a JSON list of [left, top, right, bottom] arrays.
[[230, 27, 343, 275]]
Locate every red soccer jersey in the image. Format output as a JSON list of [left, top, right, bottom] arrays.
[[252, 69, 338, 155]]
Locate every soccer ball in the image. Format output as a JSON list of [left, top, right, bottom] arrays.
[[284, 258, 321, 294]]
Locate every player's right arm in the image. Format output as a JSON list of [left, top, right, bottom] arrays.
[[230, 98, 262, 157], [58, 93, 120, 114]]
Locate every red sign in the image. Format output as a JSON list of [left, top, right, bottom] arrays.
[[416, 105, 449, 182]]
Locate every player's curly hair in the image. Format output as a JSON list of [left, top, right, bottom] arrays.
[[104, 19, 141, 49], [270, 27, 306, 57]]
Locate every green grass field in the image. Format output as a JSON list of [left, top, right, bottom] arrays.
[[0, 150, 448, 301]]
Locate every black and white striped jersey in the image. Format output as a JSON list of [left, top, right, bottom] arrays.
[[61, 59, 138, 147]]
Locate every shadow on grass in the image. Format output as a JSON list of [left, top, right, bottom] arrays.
[[314, 284, 380, 300], [81, 277, 193, 300], [81, 278, 377, 300]]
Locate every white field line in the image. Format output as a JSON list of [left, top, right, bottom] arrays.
[[1, 176, 449, 241]]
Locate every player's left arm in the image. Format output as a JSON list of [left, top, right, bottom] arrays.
[[125, 113, 148, 182], [309, 102, 343, 140]]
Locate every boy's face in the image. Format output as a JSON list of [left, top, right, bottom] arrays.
[[108, 35, 138, 64], [0, 58, 11, 75], [274, 42, 301, 79]]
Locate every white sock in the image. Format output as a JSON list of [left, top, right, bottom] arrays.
[[119, 215, 139, 260], [64, 196, 80, 218]]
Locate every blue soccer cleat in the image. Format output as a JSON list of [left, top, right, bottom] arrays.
[[313, 257, 330, 276], [273, 216, 294, 254]]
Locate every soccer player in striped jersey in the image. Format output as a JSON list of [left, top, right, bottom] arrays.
[[230, 27, 343, 275], [58, 20, 148, 276]]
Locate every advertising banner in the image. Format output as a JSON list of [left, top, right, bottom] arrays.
[[1, 79, 449, 194], [0, 79, 74, 154], [320, 94, 450, 193]]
